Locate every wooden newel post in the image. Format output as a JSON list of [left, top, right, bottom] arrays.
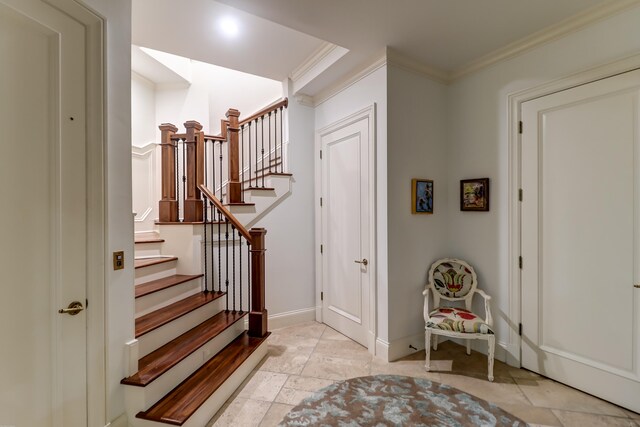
[[159, 123, 179, 222], [226, 108, 242, 204], [183, 120, 204, 222], [249, 228, 268, 337]]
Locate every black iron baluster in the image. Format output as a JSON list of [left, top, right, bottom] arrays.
[[182, 139, 187, 222], [232, 225, 236, 312], [210, 201, 215, 292], [247, 240, 251, 312], [279, 107, 284, 172], [248, 122, 253, 189], [239, 233, 243, 312], [268, 111, 272, 174], [241, 125, 245, 201], [255, 119, 259, 187], [217, 208, 222, 293], [261, 116, 265, 188], [203, 199, 208, 292], [211, 140, 216, 206], [219, 139, 224, 203], [225, 218, 230, 311], [174, 140, 179, 220]]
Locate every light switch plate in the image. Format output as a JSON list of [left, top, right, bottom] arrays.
[[113, 251, 124, 270]]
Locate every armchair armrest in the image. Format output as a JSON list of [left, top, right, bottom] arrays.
[[422, 285, 431, 323], [475, 289, 493, 327]]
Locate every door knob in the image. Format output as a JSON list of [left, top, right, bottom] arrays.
[[634, 284, 640, 288], [354, 259, 368, 266], [58, 301, 84, 316]]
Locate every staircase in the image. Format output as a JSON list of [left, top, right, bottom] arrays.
[[124, 100, 290, 426]]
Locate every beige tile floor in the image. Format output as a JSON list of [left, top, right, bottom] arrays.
[[208, 321, 640, 427]]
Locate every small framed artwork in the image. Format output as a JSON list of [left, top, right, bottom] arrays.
[[460, 178, 490, 211], [412, 179, 433, 214]]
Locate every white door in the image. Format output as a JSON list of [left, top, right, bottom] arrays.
[[319, 111, 373, 347], [0, 0, 88, 425], [521, 69, 640, 412]]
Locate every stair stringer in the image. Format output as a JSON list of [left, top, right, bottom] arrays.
[[228, 174, 292, 228]]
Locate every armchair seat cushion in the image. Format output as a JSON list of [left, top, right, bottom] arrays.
[[427, 307, 494, 334]]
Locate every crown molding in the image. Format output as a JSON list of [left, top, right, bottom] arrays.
[[385, 48, 450, 84], [294, 94, 314, 107], [290, 42, 338, 81], [312, 52, 387, 106], [451, 0, 640, 81]]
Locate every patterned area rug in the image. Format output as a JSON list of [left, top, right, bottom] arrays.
[[279, 375, 526, 426]]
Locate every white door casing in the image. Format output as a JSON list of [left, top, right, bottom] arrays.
[[521, 68, 640, 412], [0, 0, 104, 425], [316, 105, 376, 350]]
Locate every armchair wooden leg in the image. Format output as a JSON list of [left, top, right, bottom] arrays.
[[432, 335, 438, 351], [466, 340, 471, 355], [487, 335, 495, 382], [425, 330, 431, 371]]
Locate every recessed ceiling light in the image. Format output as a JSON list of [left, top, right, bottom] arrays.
[[219, 16, 239, 38]]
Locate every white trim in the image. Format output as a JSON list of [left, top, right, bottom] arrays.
[[386, 47, 449, 84], [313, 53, 387, 106], [105, 412, 129, 427], [507, 52, 640, 368], [315, 104, 377, 355], [267, 307, 316, 330], [452, 0, 640, 80], [375, 338, 390, 361], [290, 42, 349, 94]]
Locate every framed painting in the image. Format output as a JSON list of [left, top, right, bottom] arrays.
[[460, 178, 489, 211], [412, 179, 433, 214]]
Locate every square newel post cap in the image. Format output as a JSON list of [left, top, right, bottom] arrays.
[[226, 109, 240, 119], [183, 120, 203, 131], [159, 123, 178, 132]]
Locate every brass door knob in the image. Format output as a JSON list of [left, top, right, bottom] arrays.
[[58, 301, 84, 316], [354, 259, 368, 266], [634, 284, 640, 288]]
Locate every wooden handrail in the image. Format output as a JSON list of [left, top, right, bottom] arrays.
[[239, 98, 288, 127], [199, 184, 252, 242]]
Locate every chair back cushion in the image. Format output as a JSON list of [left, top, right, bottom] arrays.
[[429, 258, 477, 299]]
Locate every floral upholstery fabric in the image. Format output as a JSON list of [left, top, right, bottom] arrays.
[[432, 261, 474, 298], [427, 307, 493, 334]]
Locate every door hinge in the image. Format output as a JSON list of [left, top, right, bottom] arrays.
[[320, 197, 323, 207], [519, 323, 522, 336], [321, 291, 324, 301], [519, 256, 523, 269], [86, 299, 89, 308], [518, 121, 523, 134], [320, 244, 323, 254], [320, 150, 322, 159], [518, 188, 523, 201]]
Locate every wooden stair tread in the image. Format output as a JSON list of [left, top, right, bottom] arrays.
[[122, 310, 246, 387], [135, 257, 178, 269], [135, 291, 223, 338], [244, 186, 275, 191], [135, 274, 203, 298], [135, 232, 164, 244], [136, 331, 269, 425]]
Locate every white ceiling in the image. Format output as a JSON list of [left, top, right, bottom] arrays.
[[133, 0, 614, 96]]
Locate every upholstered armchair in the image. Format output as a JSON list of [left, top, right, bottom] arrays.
[[423, 258, 495, 381]]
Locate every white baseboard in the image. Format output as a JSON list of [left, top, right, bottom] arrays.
[[375, 338, 390, 361], [106, 412, 129, 427], [269, 307, 316, 330]]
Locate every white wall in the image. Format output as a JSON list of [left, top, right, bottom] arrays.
[[154, 60, 282, 135], [253, 81, 316, 319], [447, 4, 640, 361], [386, 65, 448, 355], [314, 65, 389, 344], [131, 72, 156, 147], [80, 0, 134, 424]]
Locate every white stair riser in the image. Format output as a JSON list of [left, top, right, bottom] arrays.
[[134, 242, 163, 257], [137, 298, 224, 358], [135, 279, 202, 318], [135, 262, 177, 286], [130, 343, 268, 427], [125, 320, 245, 412], [231, 175, 291, 228]]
